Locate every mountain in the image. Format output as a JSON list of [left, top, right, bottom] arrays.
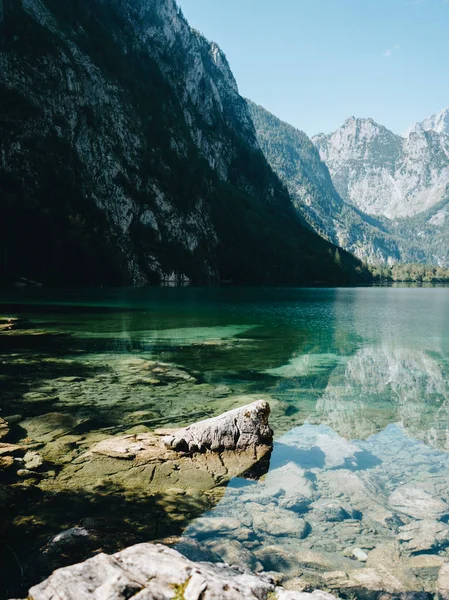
[[405, 107, 449, 137], [247, 101, 449, 267], [313, 117, 449, 220], [0, 0, 367, 286], [247, 101, 402, 265]]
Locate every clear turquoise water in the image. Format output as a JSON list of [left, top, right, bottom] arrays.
[[2, 286, 449, 595]]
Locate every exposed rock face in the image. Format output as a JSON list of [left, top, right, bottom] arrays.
[[248, 101, 449, 266], [313, 116, 449, 220], [0, 0, 361, 285], [247, 101, 401, 266], [162, 399, 272, 452], [405, 107, 449, 137], [19, 542, 341, 600]]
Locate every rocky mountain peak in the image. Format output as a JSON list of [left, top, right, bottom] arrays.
[[404, 107, 449, 137], [313, 110, 449, 219]]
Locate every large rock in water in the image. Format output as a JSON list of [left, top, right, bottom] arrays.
[[44, 401, 273, 495], [20, 543, 341, 600], [162, 400, 273, 452]]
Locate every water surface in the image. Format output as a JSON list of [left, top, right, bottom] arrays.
[[2, 286, 449, 595]]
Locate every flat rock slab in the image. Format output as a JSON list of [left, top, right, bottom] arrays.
[[41, 401, 273, 495], [397, 519, 449, 554], [389, 484, 449, 520], [0, 442, 23, 456], [21, 542, 342, 600]]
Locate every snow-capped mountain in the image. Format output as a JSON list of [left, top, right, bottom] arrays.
[[313, 116, 449, 219]]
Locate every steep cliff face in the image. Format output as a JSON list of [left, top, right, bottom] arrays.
[[247, 102, 402, 265], [248, 101, 449, 267], [313, 116, 449, 220], [0, 0, 362, 285], [405, 107, 449, 137]]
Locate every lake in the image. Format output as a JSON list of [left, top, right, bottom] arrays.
[[2, 286, 449, 597]]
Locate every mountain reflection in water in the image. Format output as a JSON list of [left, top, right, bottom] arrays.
[[2, 286, 449, 596]]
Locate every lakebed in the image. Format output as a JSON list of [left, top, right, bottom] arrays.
[[2, 286, 449, 598]]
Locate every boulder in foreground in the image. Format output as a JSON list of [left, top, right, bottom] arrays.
[[20, 542, 340, 600]]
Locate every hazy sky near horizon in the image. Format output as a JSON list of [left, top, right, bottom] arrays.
[[177, 0, 449, 137]]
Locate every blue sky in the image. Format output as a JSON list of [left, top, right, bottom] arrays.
[[177, 0, 449, 136]]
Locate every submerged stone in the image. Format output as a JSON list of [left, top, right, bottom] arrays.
[[24, 451, 44, 470], [351, 547, 368, 562], [397, 519, 449, 554], [389, 485, 449, 521], [20, 413, 87, 443], [251, 506, 309, 538]]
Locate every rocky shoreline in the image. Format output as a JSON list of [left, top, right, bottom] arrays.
[[11, 542, 340, 600], [3, 400, 339, 599], [3, 331, 449, 599], [4, 400, 449, 599]]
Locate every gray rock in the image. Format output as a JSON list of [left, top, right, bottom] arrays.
[[310, 500, 353, 523], [388, 485, 449, 520], [397, 519, 449, 554], [256, 547, 353, 578], [251, 507, 309, 538], [24, 451, 44, 470], [201, 538, 263, 572], [262, 462, 316, 514], [351, 548, 368, 562], [20, 413, 85, 443], [323, 565, 422, 597], [437, 563, 449, 600], [162, 400, 273, 452], [277, 592, 339, 600], [408, 554, 445, 580], [279, 495, 314, 513], [210, 386, 232, 398], [21, 542, 340, 600], [186, 517, 245, 538], [280, 577, 310, 591], [157, 536, 221, 564]]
